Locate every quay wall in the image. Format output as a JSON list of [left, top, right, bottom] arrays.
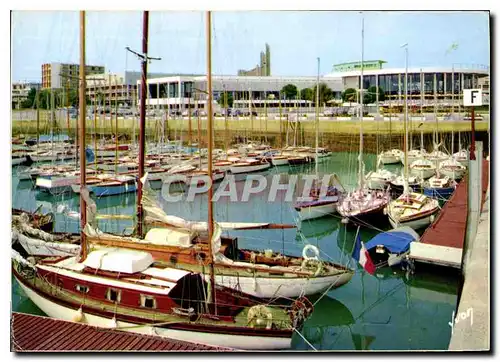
[[11, 117, 489, 155]]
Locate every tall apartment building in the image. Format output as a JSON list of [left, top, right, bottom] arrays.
[[238, 43, 271, 76], [41, 62, 105, 90]]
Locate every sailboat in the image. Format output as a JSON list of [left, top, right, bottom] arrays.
[[294, 58, 345, 221], [386, 44, 440, 230], [438, 110, 466, 180], [337, 16, 390, 222], [12, 11, 317, 351]]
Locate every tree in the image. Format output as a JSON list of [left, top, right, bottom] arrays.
[[341, 88, 357, 103], [281, 84, 298, 99], [217, 91, 234, 108], [364, 86, 385, 104], [300, 88, 314, 101], [311, 83, 334, 105], [20, 87, 37, 109]]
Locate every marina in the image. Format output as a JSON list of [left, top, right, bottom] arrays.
[[10, 9, 490, 353]]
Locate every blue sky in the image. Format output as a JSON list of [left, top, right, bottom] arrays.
[[11, 11, 490, 82]]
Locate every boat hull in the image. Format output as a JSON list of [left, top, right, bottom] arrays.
[[296, 202, 337, 221], [229, 163, 270, 174], [12, 157, 27, 166], [439, 168, 466, 180], [423, 186, 455, 200], [71, 182, 137, 196], [270, 158, 289, 166], [207, 270, 353, 299], [388, 210, 438, 230], [379, 155, 400, 165], [14, 274, 291, 350], [409, 167, 435, 180]]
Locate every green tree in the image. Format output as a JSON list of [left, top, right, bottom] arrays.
[[341, 88, 357, 103], [311, 83, 334, 105], [20, 87, 37, 108], [300, 88, 314, 101], [217, 91, 234, 108], [281, 84, 298, 99]]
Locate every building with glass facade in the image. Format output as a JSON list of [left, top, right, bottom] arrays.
[[324, 62, 489, 107], [138, 62, 489, 113]]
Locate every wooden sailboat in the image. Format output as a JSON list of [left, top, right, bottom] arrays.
[[386, 44, 439, 230], [12, 11, 316, 351], [337, 16, 390, 222]]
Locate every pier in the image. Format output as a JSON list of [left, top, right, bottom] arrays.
[[409, 157, 489, 268], [11, 312, 232, 352]]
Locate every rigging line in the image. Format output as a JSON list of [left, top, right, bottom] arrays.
[[354, 280, 406, 323], [293, 327, 318, 351]]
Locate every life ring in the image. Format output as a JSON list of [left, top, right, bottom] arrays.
[[301, 259, 323, 277], [302, 244, 319, 261], [247, 305, 273, 329]]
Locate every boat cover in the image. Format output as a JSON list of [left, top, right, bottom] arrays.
[[365, 227, 420, 254]]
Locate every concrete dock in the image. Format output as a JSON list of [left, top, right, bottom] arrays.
[[448, 188, 490, 351]]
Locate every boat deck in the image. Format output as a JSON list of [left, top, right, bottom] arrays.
[[11, 312, 232, 352], [410, 159, 489, 268]]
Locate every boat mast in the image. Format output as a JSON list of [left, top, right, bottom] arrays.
[[358, 14, 364, 190], [79, 10, 87, 260], [315, 57, 320, 175], [402, 43, 409, 195], [137, 11, 149, 238], [451, 66, 455, 154], [206, 10, 216, 305]]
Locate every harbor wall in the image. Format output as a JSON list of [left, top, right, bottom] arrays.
[[11, 116, 489, 155]]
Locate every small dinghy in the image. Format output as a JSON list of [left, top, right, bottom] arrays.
[[365, 227, 420, 267]]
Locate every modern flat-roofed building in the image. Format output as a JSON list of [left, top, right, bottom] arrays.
[[42, 63, 105, 90], [138, 75, 343, 113], [325, 60, 489, 108], [86, 71, 177, 107], [136, 60, 488, 115]]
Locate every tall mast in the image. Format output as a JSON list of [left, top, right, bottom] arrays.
[[79, 10, 87, 260], [402, 43, 409, 194], [315, 57, 320, 175], [206, 10, 216, 305], [358, 14, 364, 189], [137, 11, 149, 238]]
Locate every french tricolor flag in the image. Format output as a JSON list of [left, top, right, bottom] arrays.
[[352, 233, 376, 275]]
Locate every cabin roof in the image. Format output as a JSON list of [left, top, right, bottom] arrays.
[[11, 312, 232, 351]]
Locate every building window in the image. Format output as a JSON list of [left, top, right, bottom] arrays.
[[423, 73, 434, 94], [140, 295, 157, 309], [436, 73, 444, 94], [169, 83, 179, 98], [106, 288, 121, 303], [148, 84, 158, 99], [183, 82, 193, 98], [75, 285, 89, 293]]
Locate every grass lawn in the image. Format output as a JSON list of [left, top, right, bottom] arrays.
[[11, 117, 489, 136]]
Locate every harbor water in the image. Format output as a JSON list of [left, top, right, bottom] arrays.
[[11, 152, 459, 350]]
